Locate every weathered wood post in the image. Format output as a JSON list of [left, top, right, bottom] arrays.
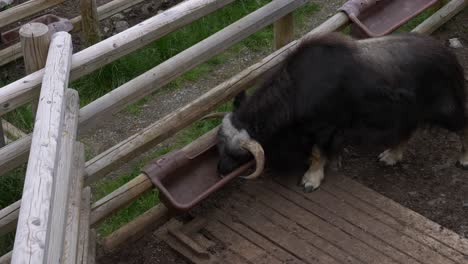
[[80, 0, 101, 46], [274, 12, 294, 49], [11, 31, 73, 264], [44, 89, 80, 264], [19, 22, 51, 118], [0, 120, 5, 147]]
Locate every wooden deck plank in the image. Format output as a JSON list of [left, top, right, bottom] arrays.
[[205, 220, 283, 264], [217, 196, 339, 264], [322, 175, 468, 263], [226, 191, 363, 264], [243, 182, 405, 264], [210, 210, 305, 264], [266, 179, 456, 264], [331, 174, 468, 255], [158, 173, 468, 264]]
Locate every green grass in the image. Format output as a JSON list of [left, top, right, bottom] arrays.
[[0, 166, 25, 255], [0, 0, 317, 251], [0, 0, 441, 251]]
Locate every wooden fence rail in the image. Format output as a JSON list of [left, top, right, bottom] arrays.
[[0, 0, 306, 181], [0, 8, 349, 241], [0, 0, 64, 29], [0, 0, 235, 177], [0, 0, 466, 261], [11, 31, 73, 264], [0, 0, 149, 67], [0, 0, 234, 116]]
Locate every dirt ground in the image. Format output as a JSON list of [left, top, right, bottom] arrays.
[[342, 8, 468, 239], [1, 0, 468, 263], [96, 8, 468, 264]]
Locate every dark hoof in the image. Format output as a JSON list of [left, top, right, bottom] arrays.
[[303, 185, 318, 193]]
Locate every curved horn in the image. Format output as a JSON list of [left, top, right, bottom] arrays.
[[239, 139, 265, 180], [201, 112, 228, 120]]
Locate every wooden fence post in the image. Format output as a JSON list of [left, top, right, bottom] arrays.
[[0, 120, 5, 147], [274, 12, 294, 49], [80, 0, 101, 46], [44, 89, 80, 264], [62, 142, 85, 264], [11, 32, 73, 264], [19, 22, 51, 118], [77, 187, 92, 264]]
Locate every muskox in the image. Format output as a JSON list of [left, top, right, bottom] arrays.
[[214, 32, 468, 192]]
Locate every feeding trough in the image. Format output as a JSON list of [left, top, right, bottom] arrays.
[[339, 0, 439, 38], [142, 128, 255, 212], [1, 14, 72, 47]]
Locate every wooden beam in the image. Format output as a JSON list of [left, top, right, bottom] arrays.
[[0, 251, 11, 264], [90, 173, 154, 226], [412, 0, 468, 34], [102, 204, 170, 251], [11, 32, 73, 264], [71, 0, 148, 32], [2, 120, 27, 140], [44, 89, 80, 264], [90, 127, 218, 226], [0, 0, 150, 67], [0, 134, 31, 176], [83, 9, 346, 185], [0, 199, 21, 236], [20, 23, 51, 74], [20, 22, 51, 118], [274, 13, 294, 49], [0, 0, 307, 180], [0, 0, 64, 29], [62, 142, 85, 264], [0, 120, 4, 147], [0, 12, 350, 235], [0, 42, 22, 66], [0, 0, 235, 115], [80, 0, 101, 46], [88, 229, 97, 264], [76, 187, 92, 264], [79, 0, 309, 133]]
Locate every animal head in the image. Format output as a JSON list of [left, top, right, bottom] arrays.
[[204, 91, 265, 179], [216, 113, 265, 179]]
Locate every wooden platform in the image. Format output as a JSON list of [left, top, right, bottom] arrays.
[[156, 173, 468, 264]]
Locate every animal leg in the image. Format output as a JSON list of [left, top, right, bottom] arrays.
[[457, 128, 468, 169], [378, 140, 408, 166], [301, 146, 327, 193]]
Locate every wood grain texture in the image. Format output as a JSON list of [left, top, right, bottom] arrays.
[[78, 0, 309, 133], [0, 0, 151, 67], [412, 0, 468, 34], [79, 0, 101, 46], [11, 32, 73, 264], [102, 204, 170, 250], [0, 12, 348, 235], [61, 142, 85, 264], [0, 199, 21, 236], [20, 23, 51, 74], [274, 13, 294, 49], [20, 22, 51, 117], [0, 0, 235, 116], [2, 120, 27, 140], [0, 0, 64, 29], [0, 251, 12, 264], [90, 174, 153, 226], [76, 187, 91, 264], [44, 89, 80, 264], [82, 0, 311, 183]]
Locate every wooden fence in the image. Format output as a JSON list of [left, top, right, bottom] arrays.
[[0, 0, 466, 262]]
